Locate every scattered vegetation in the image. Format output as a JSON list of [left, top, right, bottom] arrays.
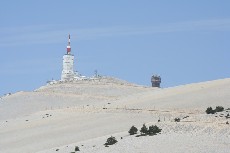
[[215, 106, 224, 112], [75, 146, 80, 151], [104, 136, 118, 146], [174, 118, 180, 122], [206, 107, 216, 114], [183, 116, 189, 119], [136, 124, 162, 136], [148, 125, 162, 136], [140, 124, 148, 135], [128, 126, 138, 135], [206, 106, 225, 114]]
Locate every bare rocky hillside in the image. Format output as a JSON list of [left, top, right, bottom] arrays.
[[0, 77, 230, 153]]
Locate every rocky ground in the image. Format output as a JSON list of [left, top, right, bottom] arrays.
[[0, 77, 230, 153]]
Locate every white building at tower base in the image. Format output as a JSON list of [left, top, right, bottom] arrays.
[[61, 54, 75, 81]]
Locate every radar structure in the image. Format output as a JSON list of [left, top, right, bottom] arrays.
[[151, 75, 161, 88]]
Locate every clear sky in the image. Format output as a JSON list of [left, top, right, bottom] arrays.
[[0, 0, 230, 96]]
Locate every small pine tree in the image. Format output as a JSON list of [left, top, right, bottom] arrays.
[[104, 136, 118, 146], [148, 125, 162, 135], [75, 146, 80, 151], [128, 126, 138, 135], [140, 124, 148, 135]]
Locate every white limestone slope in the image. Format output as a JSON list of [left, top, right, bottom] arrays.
[[0, 77, 150, 120], [116, 78, 230, 110], [0, 77, 230, 153]]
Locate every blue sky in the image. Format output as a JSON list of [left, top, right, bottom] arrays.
[[1, 0, 230, 96]]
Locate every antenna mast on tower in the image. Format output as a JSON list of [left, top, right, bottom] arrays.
[[67, 34, 71, 54]]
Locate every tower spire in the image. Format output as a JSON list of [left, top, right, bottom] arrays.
[[67, 34, 71, 54]]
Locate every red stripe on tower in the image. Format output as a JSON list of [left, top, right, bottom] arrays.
[[67, 46, 71, 52], [66, 34, 71, 54]]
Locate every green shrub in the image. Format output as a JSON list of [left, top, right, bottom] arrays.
[[128, 126, 138, 135], [140, 124, 148, 135], [206, 106, 224, 114], [104, 136, 117, 146], [215, 106, 224, 112], [174, 118, 180, 122], [206, 107, 215, 114], [75, 146, 80, 151], [148, 125, 162, 135]]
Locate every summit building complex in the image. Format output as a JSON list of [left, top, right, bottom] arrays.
[[61, 34, 87, 81]]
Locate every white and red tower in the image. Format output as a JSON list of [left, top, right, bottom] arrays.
[[61, 34, 75, 81], [67, 34, 71, 54]]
